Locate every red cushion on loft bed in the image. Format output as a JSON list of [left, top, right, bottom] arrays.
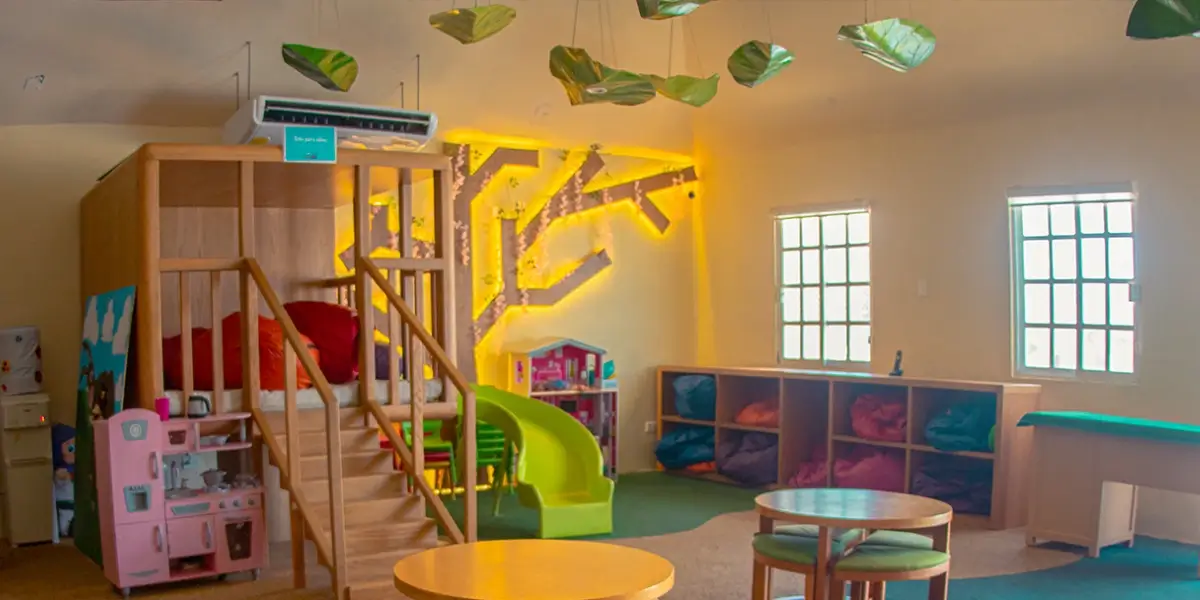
[[284, 301, 359, 384]]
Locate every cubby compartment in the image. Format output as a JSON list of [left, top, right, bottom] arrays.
[[716, 428, 780, 487], [655, 421, 717, 475], [910, 449, 995, 516], [659, 371, 717, 424], [831, 381, 908, 442], [779, 378, 831, 488], [717, 375, 781, 429], [910, 387, 998, 456], [832, 439, 907, 492]]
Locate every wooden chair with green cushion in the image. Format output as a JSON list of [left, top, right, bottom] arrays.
[[752, 531, 949, 600], [399, 419, 458, 498]]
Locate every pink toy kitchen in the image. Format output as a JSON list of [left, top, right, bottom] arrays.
[[95, 408, 265, 598]]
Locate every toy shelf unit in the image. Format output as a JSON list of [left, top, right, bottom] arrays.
[[655, 366, 1040, 530], [505, 338, 618, 480], [95, 409, 265, 598]]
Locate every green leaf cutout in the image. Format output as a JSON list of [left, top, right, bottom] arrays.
[[549, 46, 657, 106], [637, 0, 717, 20], [837, 19, 936, 73], [281, 44, 358, 92], [647, 74, 720, 107], [1127, 0, 1200, 39], [726, 41, 795, 88], [429, 5, 517, 44]]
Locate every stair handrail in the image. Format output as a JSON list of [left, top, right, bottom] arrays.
[[244, 258, 350, 596], [358, 256, 477, 542]]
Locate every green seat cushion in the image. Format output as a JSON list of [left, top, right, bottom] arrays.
[[775, 525, 932, 550], [752, 533, 846, 565], [1017, 411, 1200, 446], [834, 545, 949, 573]]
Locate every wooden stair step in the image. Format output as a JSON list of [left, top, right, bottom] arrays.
[[340, 519, 439, 557], [300, 472, 409, 504], [311, 495, 426, 530], [300, 451, 394, 480], [274, 427, 381, 458]]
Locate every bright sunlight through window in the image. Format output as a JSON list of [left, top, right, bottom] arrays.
[[778, 209, 871, 364], [1009, 184, 1137, 378]]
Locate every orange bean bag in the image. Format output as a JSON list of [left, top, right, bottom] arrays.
[[163, 314, 319, 391]]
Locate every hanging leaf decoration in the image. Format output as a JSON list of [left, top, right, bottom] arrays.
[[837, 19, 936, 73], [647, 74, 720, 107], [281, 43, 358, 92], [637, 0, 717, 20], [429, 5, 517, 44], [727, 41, 795, 88], [549, 46, 657, 106], [1127, 0, 1200, 39]]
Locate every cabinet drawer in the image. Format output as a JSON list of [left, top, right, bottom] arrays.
[[166, 515, 215, 558]]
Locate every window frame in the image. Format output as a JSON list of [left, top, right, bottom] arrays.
[[773, 202, 873, 370], [1008, 183, 1140, 383]]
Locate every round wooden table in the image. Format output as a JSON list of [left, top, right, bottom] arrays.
[[393, 540, 675, 600], [755, 489, 953, 600]]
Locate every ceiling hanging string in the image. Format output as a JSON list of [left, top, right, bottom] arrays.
[[667, 20, 675, 77], [762, 0, 774, 43], [684, 16, 706, 74], [602, 0, 620, 66], [571, 0, 582, 46]]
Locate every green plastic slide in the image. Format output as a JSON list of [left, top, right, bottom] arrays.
[[471, 384, 614, 538]]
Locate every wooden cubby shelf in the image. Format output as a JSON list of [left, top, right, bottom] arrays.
[[656, 366, 1040, 530]]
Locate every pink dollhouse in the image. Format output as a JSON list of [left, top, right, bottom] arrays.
[[95, 409, 265, 598], [503, 338, 619, 479]]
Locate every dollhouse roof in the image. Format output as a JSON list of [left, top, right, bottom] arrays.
[[507, 337, 606, 356]]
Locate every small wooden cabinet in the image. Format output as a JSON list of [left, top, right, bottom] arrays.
[[656, 366, 1040, 530]]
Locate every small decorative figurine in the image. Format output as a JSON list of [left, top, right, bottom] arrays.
[[889, 350, 904, 377]]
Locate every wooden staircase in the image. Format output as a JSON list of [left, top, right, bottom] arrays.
[[271, 417, 440, 599]]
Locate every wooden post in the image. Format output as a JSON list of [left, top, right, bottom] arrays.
[[137, 153, 164, 409], [353, 166, 376, 407], [179, 274, 193, 406], [210, 272, 225, 415]]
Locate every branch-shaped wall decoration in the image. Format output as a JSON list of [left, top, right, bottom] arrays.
[[837, 19, 936, 72], [446, 142, 697, 378], [430, 5, 517, 44], [281, 43, 358, 91]]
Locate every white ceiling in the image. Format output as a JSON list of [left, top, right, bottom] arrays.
[[0, 0, 1195, 136]]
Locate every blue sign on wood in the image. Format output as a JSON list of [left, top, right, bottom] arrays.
[[283, 126, 338, 163]]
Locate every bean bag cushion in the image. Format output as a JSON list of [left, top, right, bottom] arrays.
[[284, 301, 359, 384], [655, 426, 714, 470], [833, 446, 905, 492], [735, 399, 780, 428], [850, 393, 907, 442], [716, 432, 778, 486], [673, 375, 716, 421]]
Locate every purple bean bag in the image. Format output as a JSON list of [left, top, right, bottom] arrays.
[[833, 445, 905, 492], [716, 432, 779, 486]]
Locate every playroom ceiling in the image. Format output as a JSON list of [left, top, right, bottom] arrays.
[[0, 0, 1196, 134]]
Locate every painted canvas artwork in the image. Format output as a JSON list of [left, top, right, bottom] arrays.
[[79, 285, 135, 418], [73, 284, 136, 566]]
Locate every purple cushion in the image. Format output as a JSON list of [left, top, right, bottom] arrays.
[[374, 344, 408, 380]]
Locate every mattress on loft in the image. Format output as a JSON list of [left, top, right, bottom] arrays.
[[165, 378, 445, 415]]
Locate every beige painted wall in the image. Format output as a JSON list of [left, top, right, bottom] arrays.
[[0, 125, 218, 422], [692, 99, 1200, 541]]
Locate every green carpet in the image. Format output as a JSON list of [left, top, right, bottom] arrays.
[[443, 471, 757, 540]]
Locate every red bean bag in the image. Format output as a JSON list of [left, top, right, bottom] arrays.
[[283, 301, 359, 384], [163, 315, 322, 391]]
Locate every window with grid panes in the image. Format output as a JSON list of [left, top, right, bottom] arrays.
[[1009, 184, 1137, 377], [778, 209, 871, 364]]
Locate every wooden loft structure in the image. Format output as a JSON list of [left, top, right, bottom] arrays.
[[79, 143, 477, 600]]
